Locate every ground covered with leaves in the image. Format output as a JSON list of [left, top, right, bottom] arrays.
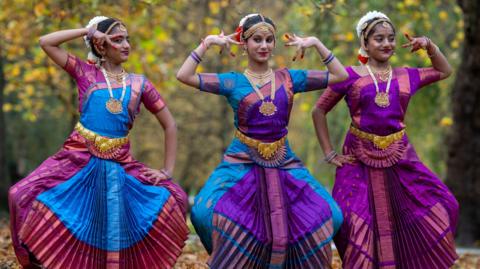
[[0, 218, 478, 268]]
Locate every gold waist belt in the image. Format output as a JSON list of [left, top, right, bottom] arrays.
[[349, 126, 405, 150], [235, 130, 286, 160], [75, 122, 129, 153]]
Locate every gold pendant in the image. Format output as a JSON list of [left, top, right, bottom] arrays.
[[259, 101, 277, 116], [374, 92, 390, 108], [106, 98, 123, 114]]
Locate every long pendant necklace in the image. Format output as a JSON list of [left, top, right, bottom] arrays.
[[101, 67, 127, 114], [366, 64, 392, 108], [244, 68, 277, 116]]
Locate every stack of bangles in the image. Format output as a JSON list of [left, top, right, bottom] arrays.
[[159, 168, 172, 179], [424, 37, 438, 58], [190, 51, 202, 64], [324, 150, 338, 163], [322, 52, 335, 65]]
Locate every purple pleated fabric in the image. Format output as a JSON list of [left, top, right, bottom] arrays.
[[316, 66, 459, 269]]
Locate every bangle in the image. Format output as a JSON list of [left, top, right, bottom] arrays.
[[427, 45, 438, 58], [160, 168, 172, 179], [86, 26, 97, 40], [190, 51, 202, 64], [322, 52, 335, 65], [323, 150, 337, 163], [201, 38, 210, 50]]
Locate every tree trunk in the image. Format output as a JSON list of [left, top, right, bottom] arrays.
[[446, 0, 480, 246], [0, 54, 9, 209]]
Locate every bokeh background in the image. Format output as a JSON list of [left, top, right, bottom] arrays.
[[1, 0, 479, 268]]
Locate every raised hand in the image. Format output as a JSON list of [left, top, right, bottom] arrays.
[[284, 33, 320, 61], [91, 31, 123, 50], [204, 31, 242, 57], [401, 33, 430, 53]]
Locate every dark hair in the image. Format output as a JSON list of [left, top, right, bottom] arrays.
[[241, 15, 276, 40], [89, 18, 124, 58], [363, 18, 396, 45]]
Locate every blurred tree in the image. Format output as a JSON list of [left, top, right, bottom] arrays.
[[0, 0, 466, 213], [446, 0, 480, 246]]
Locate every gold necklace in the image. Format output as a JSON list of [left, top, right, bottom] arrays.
[[370, 65, 391, 82], [101, 67, 127, 114], [366, 64, 392, 108], [244, 68, 273, 86], [243, 69, 277, 116], [104, 69, 126, 83]]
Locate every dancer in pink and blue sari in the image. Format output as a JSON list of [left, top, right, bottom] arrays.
[[9, 16, 188, 269], [313, 11, 459, 268], [177, 14, 348, 268]]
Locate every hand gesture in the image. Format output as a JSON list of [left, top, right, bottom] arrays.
[[140, 167, 170, 185], [204, 31, 241, 57], [91, 31, 122, 51], [284, 33, 319, 61], [329, 154, 356, 167], [401, 33, 429, 53]]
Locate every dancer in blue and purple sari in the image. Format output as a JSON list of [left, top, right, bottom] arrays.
[[177, 14, 348, 268], [312, 11, 459, 268], [9, 16, 188, 268]]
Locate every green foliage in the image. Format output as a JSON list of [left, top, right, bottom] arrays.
[[1, 0, 463, 194]]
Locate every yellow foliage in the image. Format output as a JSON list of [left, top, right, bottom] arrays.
[[451, 40, 459, 49], [300, 102, 310, 112], [25, 85, 35, 96], [3, 103, 13, 113], [440, 117, 453, 127], [209, 2, 220, 15], [456, 32, 464, 42], [439, 11, 448, 21], [404, 0, 417, 7], [204, 17, 215, 26], [11, 65, 21, 77], [345, 32, 354, 42], [187, 22, 195, 32], [34, 3, 47, 17]]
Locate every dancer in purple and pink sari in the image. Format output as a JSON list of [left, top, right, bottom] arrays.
[[9, 16, 188, 268], [177, 14, 348, 268], [312, 11, 459, 269]]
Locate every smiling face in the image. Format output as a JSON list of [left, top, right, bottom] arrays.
[[101, 24, 131, 64], [364, 22, 396, 63], [245, 29, 275, 64]]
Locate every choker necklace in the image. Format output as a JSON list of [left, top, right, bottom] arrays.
[[370, 65, 391, 82], [104, 68, 126, 83], [244, 68, 273, 86], [101, 67, 127, 114], [366, 64, 392, 108], [243, 68, 276, 116]]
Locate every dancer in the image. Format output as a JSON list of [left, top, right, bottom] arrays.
[[313, 11, 458, 268], [9, 16, 188, 269], [177, 13, 348, 268]]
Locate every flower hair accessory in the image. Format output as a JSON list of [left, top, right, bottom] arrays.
[[84, 16, 109, 64]]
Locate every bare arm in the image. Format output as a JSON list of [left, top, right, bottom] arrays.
[[176, 33, 241, 88], [154, 107, 177, 178], [39, 28, 89, 67], [39, 27, 118, 68], [402, 33, 452, 79], [312, 106, 355, 167], [284, 34, 349, 84]]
